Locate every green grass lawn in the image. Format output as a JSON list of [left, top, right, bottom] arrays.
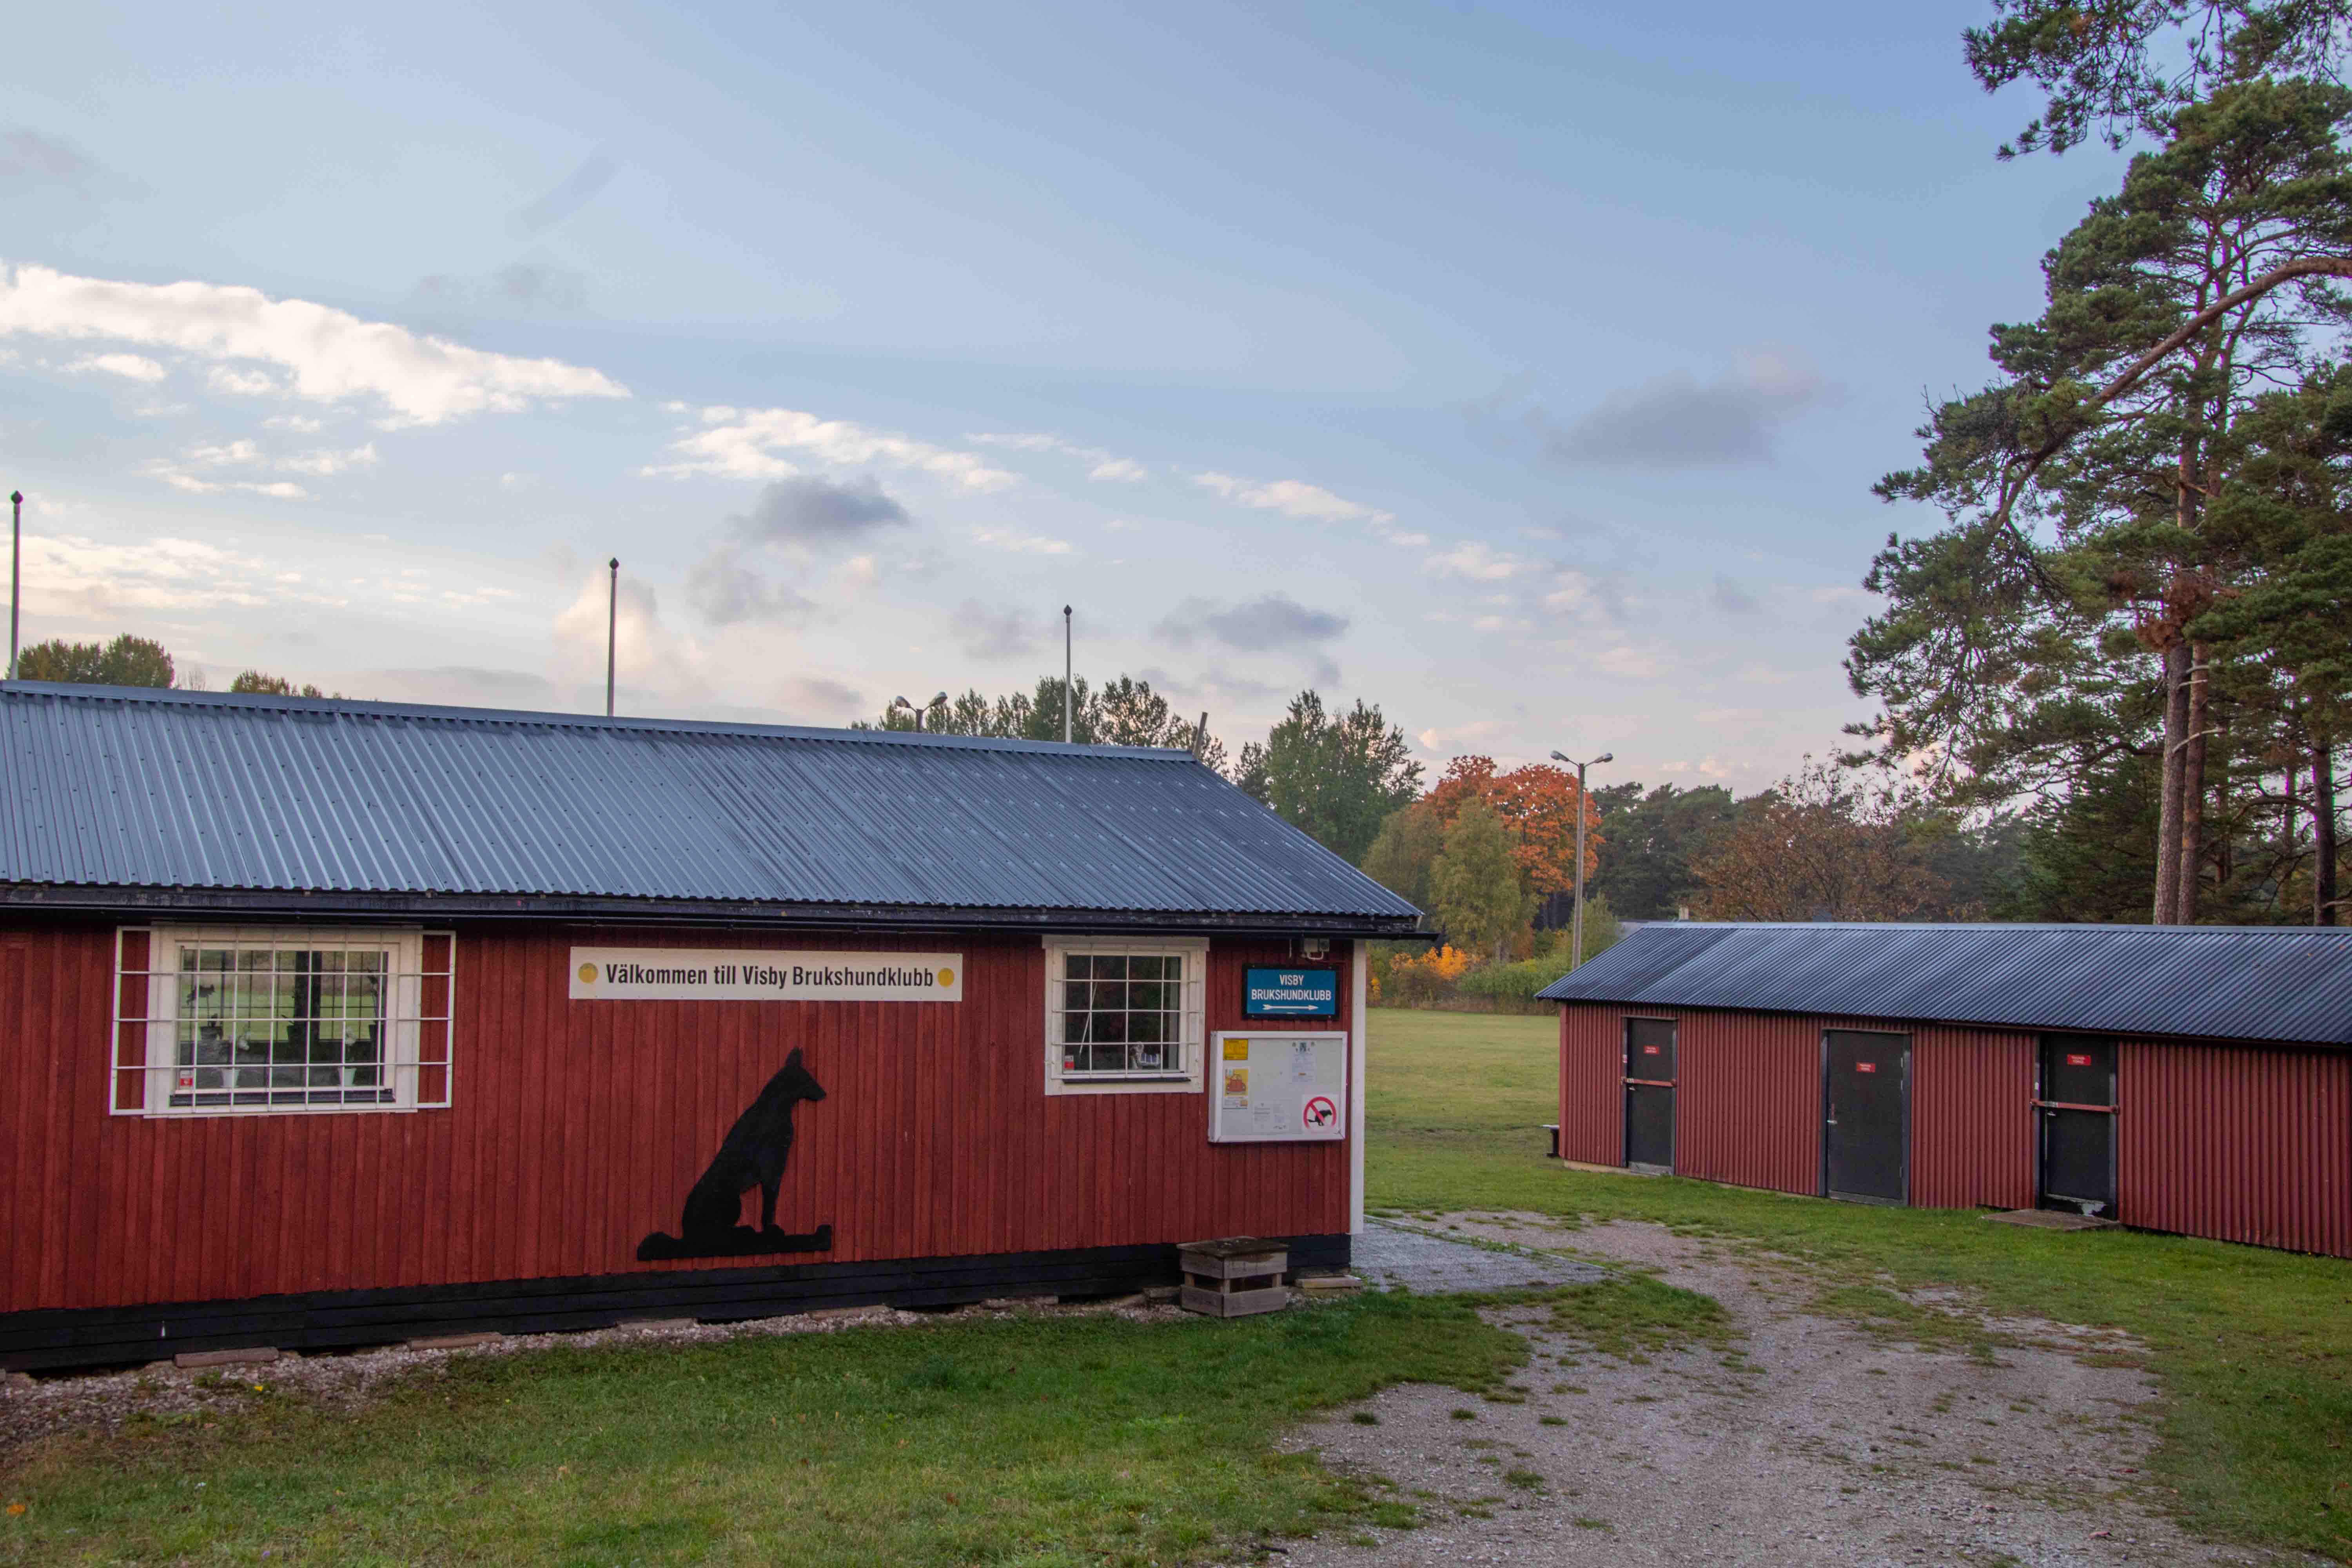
[[4, 1295, 1530, 1567], [1364, 1005, 2352, 1562]]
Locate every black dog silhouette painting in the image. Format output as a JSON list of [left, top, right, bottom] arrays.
[[637, 1047, 835, 1261]]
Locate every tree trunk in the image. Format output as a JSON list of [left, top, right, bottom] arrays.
[[2317, 738, 2339, 927], [2154, 639, 2190, 924], [2178, 642, 2210, 925]]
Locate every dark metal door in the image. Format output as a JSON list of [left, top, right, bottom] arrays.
[[1623, 1018, 1675, 1170], [2037, 1037, 2117, 1216], [1823, 1031, 1909, 1203]]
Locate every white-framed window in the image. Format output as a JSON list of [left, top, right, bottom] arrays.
[[112, 927, 455, 1117], [1042, 935, 1207, 1096]]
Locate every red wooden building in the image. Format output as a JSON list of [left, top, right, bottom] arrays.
[[0, 684, 1419, 1370], [1541, 922, 2352, 1258]]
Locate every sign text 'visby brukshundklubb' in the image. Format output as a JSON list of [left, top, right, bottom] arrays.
[[569, 949, 962, 1003]]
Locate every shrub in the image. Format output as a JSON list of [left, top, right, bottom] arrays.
[[1385, 944, 1473, 1005], [1454, 956, 1573, 1007]]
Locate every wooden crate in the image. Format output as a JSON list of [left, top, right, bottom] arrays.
[[1177, 1238, 1289, 1319]]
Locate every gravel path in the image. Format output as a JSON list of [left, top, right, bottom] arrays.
[[1353, 1220, 1610, 1293], [1272, 1213, 2294, 1568]]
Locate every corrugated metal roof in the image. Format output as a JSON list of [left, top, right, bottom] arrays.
[[0, 684, 1423, 929], [1537, 921, 2352, 1047]]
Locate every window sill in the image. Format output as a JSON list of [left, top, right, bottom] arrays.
[[134, 1103, 433, 1120], [1044, 1072, 1203, 1096]]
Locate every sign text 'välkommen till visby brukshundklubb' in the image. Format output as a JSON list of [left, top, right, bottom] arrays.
[[568, 949, 962, 1002]]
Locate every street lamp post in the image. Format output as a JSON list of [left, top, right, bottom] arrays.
[[890, 692, 948, 732], [604, 558, 619, 718], [1550, 750, 1613, 969]]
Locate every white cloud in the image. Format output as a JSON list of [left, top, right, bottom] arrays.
[[498, 472, 534, 491], [1194, 472, 1391, 524], [1376, 527, 1430, 547], [1424, 542, 1521, 581], [0, 262, 628, 427], [182, 439, 263, 469], [148, 468, 310, 500], [968, 432, 1067, 452], [1810, 584, 1875, 604], [276, 442, 380, 477], [1416, 719, 1500, 752], [131, 401, 189, 418], [1592, 643, 1664, 678], [1543, 571, 1595, 613], [646, 406, 1016, 492], [62, 352, 166, 383], [1660, 755, 1730, 778], [263, 414, 324, 433], [26, 533, 286, 613], [205, 365, 282, 397], [968, 431, 1145, 482], [160, 437, 378, 485], [1104, 518, 1140, 532], [969, 525, 1072, 555]]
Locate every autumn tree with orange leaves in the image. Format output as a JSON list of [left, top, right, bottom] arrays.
[[1423, 756, 1600, 896]]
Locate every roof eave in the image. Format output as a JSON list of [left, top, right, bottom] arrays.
[[0, 882, 1425, 938], [1539, 992, 2352, 1051]]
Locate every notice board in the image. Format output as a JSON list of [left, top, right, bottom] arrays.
[[1207, 1031, 1347, 1143]]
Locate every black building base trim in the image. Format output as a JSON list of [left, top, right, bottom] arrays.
[[0, 1234, 1352, 1373]]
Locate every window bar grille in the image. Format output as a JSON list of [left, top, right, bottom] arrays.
[[112, 928, 455, 1116]]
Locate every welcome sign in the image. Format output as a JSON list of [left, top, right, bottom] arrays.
[[569, 949, 962, 1003]]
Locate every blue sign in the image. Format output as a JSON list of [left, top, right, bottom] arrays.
[[1244, 967, 1338, 1017]]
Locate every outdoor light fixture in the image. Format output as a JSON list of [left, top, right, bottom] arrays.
[[1550, 750, 1613, 971], [890, 693, 948, 732]]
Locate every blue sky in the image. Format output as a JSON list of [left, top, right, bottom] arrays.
[[0, 2, 2130, 789]]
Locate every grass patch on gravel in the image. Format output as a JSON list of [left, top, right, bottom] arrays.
[[2, 1295, 1526, 1568], [1537, 1274, 1733, 1363], [1364, 1006, 2352, 1561]]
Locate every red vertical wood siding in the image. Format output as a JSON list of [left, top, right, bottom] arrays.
[[1556, 1003, 1620, 1165], [1557, 1006, 2042, 1212], [0, 926, 1354, 1314], [1557, 1004, 1821, 1192], [1908, 1026, 2036, 1211], [2119, 1039, 2352, 1258], [1675, 1009, 1822, 1195]]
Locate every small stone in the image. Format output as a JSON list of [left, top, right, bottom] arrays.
[[613, 1318, 695, 1333], [4, 1371, 34, 1388], [1142, 1286, 1180, 1305], [174, 1347, 279, 1369], [806, 1305, 881, 1320]]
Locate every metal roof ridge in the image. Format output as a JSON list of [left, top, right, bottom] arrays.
[[1610, 919, 2352, 938], [0, 682, 1199, 761]]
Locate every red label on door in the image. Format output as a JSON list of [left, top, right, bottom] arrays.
[[2065, 1053, 2092, 1067], [1643, 1045, 1660, 1055], [1855, 1062, 1877, 1073]]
